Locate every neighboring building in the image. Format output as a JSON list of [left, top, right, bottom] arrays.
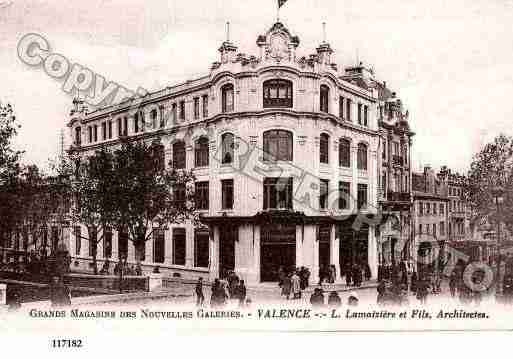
[[67, 20, 388, 285], [412, 166, 449, 274], [438, 166, 470, 241], [342, 64, 414, 270]]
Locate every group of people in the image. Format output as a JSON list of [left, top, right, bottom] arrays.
[[279, 267, 310, 300], [112, 261, 144, 276], [310, 288, 359, 308], [343, 263, 371, 287], [195, 272, 248, 308]]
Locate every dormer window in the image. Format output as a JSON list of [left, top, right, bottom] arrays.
[[263, 79, 293, 108], [221, 84, 234, 113]]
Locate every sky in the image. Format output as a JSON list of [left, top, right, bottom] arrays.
[[1, 0, 513, 174]]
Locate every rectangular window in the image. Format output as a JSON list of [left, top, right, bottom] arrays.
[[426, 203, 430, 215], [358, 103, 362, 125], [123, 117, 128, 136], [440, 222, 445, 236], [433, 203, 437, 215], [357, 184, 368, 210], [173, 183, 187, 209], [419, 224, 423, 234], [339, 181, 350, 210], [419, 202, 424, 216], [103, 228, 112, 258], [222, 179, 234, 210], [339, 96, 344, 119], [153, 229, 165, 264], [101, 122, 106, 140], [263, 177, 293, 210], [74, 226, 81, 256], [202, 95, 209, 118], [134, 114, 139, 133], [346, 99, 351, 121], [194, 97, 200, 120], [108, 121, 112, 139], [172, 103, 177, 124], [93, 125, 98, 142], [118, 229, 128, 259], [172, 228, 186, 266], [195, 181, 210, 210], [179, 101, 185, 121], [88, 127, 92, 143], [135, 241, 146, 262], [433, 223, 437, 237], [194, 230, 210, 268], [319, 179, 329, 210], [88, 229, 97, 257], [440, 203, 445, 215], [159, 106, 166, 128], [363, 105, 368, 126]]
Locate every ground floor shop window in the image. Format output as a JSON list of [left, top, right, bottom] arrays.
[[173, 228, 186, 266], [118, 229, 128, 260], [194, 229, 209, 268], [260, 224, 296, 282], [153, 229, 165, 264]]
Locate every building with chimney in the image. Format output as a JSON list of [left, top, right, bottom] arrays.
[[65, 19, 401, 285], [342, 64, 414, 275]]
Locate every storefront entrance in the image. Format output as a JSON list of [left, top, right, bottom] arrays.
[[339, 226, 369, 272], [219, 227, 237, 279], [260, 224, 296, 282]]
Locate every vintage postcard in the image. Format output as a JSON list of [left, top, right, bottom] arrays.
[[1, 0, 513, 354]]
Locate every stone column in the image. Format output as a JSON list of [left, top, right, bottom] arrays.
[[246, 225, 260, 285], [368, 226, 378, 280], [296, 225, 304, 268], [185, 225, 194, 268], [164, 228, 173, 265], [330, 224, 340, 282], [235, 225, 251, 283], [112, 230, 118, 261], [209, 226, 220, 282]]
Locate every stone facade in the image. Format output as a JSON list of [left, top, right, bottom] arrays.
[[66, 21, 388, 285]]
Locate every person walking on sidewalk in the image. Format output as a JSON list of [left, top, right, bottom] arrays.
[[310, 287, 325, 308], [195, 277, 205, 307], [235, 280, 247, 307], [281, 273, 292, 300], [327, 291, 342, 308], [291, 270, 301, 299]]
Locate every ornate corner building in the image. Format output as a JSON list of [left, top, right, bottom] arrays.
[[66, 20, 415, 285]]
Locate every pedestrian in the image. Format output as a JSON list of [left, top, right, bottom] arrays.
[[327, 291, 342, 308], [345, 265, 353, 287], [503, 274, 513, 304], [347, 291, 359, 306], [310, 287, 325, 308], [210, 278, 220, 307], [235, 280, 247, 307], [135, 262, 142, 276], [329, 265, 336, 284], [353, 264, 362, 287], [49, 276, 71, 308], [364, 263, 371, 282], [449, 272, 457, 298], [195, 277, 204, 307], [416, 277, 429, 305], [291, 271, 301, 299], [281, 273, 292, 300]]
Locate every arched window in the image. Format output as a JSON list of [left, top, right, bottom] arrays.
[[221, 84, 234, 113], [152, 143, 165, 171], [320, 85, 330, 113], [172, 141, 186, 169], [319, 133, 330, 164], [263, 130, 293, 162], [357, 143, 368, 171], [221, 133, 235, 165], [339, 138, 351, 168], [195, 136, 210, 167], [263, 79, 293, 108]]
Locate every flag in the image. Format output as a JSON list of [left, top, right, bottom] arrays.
[[278, 0, 288, 8]]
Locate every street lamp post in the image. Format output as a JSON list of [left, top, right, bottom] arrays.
[[492, 186, 504, 297]]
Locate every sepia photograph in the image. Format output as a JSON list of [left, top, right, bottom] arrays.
[[1, 0, 513, 354]]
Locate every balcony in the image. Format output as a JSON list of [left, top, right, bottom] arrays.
[[392, 155, 404, 167], [387, 191, 411, 203]]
